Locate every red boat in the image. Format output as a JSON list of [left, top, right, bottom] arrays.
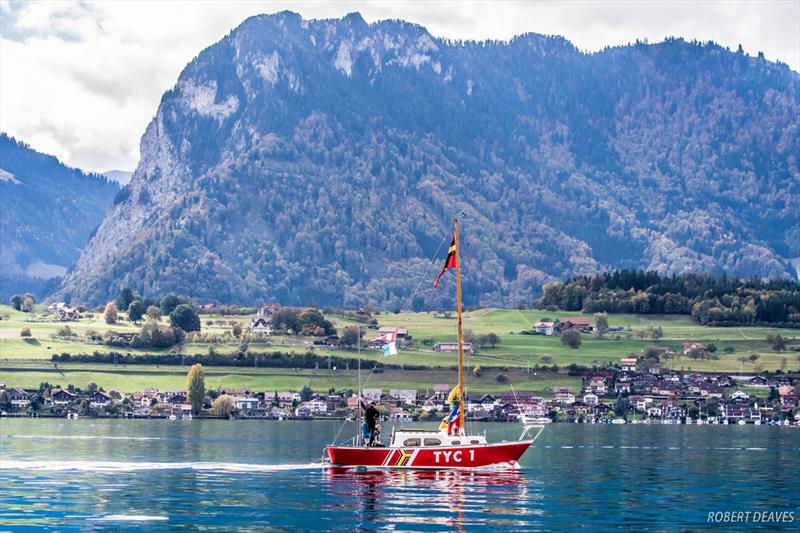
[[325, 219, 545, 470], [326, 427, 541, 469]]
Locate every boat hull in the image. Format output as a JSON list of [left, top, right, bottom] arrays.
[[326, 440, 532, 469]]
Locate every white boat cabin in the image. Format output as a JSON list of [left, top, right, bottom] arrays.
[[389, 429, 487, 448]]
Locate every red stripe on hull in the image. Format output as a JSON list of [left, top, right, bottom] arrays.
[[327, 441, 532, 469]]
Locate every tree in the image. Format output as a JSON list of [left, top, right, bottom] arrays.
[[748, 353, 760, 364], [86, 382, 98, 395], [478, 332, 501, 348], [146, 305, 162, 321], [768, 333, 786, 351], [300, 385, 314, 402], [128, 299, 146, 322], [20, 326, 31, 338], [232, 323, 243, 337], [10, 294, 23, 311], [339, 326, 361, 347], [186, 363, 205, 415], [213, 395, 234, 417], [170, 304, 200, 332], [271, 308, 302, 333], [115, 287, 135, 311], [472, 365, 482, 377], [104, 302, 118, 324], [22, 294, 35, 312], [768, 387, 780, 401], [540, 355, 553, 364], [160, 293, 192, 316], [614, 396, 629, 417], [650, 326, 663, 340], [594, 312, 609, 332], [560, 329, 582, 349]]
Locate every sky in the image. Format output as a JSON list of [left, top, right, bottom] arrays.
[[1, 0, 798, 173]]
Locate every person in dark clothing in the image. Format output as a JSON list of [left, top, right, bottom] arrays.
[[363, 401, 380, 446]]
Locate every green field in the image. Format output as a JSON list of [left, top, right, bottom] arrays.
[[2, 304, 799, 393], [0, 360, 580, 395]]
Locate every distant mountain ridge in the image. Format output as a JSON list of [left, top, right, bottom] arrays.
[[102, 170, 133, 186], [0, 133, 119, 299], [57, 12, 800, 308]]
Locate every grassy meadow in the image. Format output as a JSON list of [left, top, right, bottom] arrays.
[[1, 304, 798, 394]]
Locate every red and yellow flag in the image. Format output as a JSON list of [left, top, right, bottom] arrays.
[[433, 233, 457, 288]]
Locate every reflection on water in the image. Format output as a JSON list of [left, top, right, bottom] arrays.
[[326, 468, 534, 530], [0, 419, 798, 531]]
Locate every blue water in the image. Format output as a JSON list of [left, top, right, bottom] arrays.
[[1, 420, 798, 531]]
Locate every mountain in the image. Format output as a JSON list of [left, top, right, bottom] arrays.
[[103, 170, 134, 186], [0, 134, 119, 300], [58, 12, 800, 308]]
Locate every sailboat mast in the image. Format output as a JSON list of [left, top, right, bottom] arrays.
[[454, 218, 465, 433], [357, 325, 362, 445]]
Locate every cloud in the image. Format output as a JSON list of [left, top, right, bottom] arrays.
[[1, 0, 797, 172]]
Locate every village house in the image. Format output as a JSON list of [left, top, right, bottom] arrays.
[[50, 389, 78, 405], [620, 357, 638, 372], [432, 384, 452, 401], [346, 396, 362, 410], [614, 381, 632, 394], [534, 320, 556, 335], [221, 387, 251, 397], [294, 405, 312, 418], [379, 326, 409, 340], [746, 376, 770, 388], [380, 394, 402, 409], [233, 396, 259, 410], [132, 388, 160, 408], [698, 384, 724, 399], [257, 303, 281, 317], [553, 387, 575, 405], [730, 390, 750, 402], [88, 391, 113, 408], [271, 391, 300, 407], [249, 318, 272, 335], [323, 335, 339, 347], [466, 393, 497, 412], [301, 399, 327, 415], [561, 317, 593, 333], [583, 392, 599, 406], [362, 388, 382, 402], [586, 375, 609, 395], [165, 391, 187, 407], [683, 342, 704, 355], [629, 395, 652, 412], [7, 388, 31, 408], [324, 395, 344, 411], [433, 342, 473, 354], [389, 389, 417, 406], [48, 302, 80, 321], [497, 392, 543, 408]]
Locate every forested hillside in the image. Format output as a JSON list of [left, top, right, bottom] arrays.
[[0, 134, 119, 300], [57, 12, 800, 308], [537, 270, 800, 327]]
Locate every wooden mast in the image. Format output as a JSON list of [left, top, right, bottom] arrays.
[[454, 218, 465, 434]]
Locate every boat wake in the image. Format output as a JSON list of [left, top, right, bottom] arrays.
[[88, 515, 169, 522], [0, 460, 325, 473], [1, 435, 163, 441]]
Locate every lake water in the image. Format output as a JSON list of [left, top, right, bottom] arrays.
[[1, 419, 798, 531]]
